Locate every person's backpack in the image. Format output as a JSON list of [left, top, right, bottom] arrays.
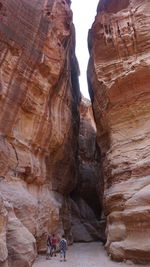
[[60, 239, 67, 250]]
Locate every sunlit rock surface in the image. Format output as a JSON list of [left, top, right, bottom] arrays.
[[88, 0, 150, 263], [71, 98, 106, 243], [0, 0, 80, 265]]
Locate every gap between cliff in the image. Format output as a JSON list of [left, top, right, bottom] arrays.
[[69, 97, 106, 244], [69, 1, 106, 244]]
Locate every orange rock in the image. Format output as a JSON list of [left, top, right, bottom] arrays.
[[0, 0, 80, 265], [88, 0, 150, 264]]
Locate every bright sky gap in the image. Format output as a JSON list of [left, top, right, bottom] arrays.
[[71, 0, 99, 99]]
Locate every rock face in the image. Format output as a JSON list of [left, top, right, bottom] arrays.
[[0, 0, 80, 265], [0, 195, 8, 267], [88, 0, 150, 264], [70, 98, 106, 243]]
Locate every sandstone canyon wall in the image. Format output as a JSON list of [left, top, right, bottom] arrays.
[[0, 0, 80, 266], [70, 97, 105, 243], [88, 0, 150, 264]]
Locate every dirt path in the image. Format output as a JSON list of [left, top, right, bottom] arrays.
[[33, 242, 147, 267]]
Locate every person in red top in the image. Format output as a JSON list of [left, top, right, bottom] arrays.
[[50, 234, 57, 257]]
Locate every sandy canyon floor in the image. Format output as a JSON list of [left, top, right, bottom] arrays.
[[33, 242, 148, 267]]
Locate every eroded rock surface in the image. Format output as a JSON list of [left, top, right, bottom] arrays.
[[70, 98, 105, 243], [0, 0, 80, 265], [0, 195, 8, 267], [88, 0, 150, 263]]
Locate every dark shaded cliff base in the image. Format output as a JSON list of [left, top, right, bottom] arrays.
[[70, 98, 106, 243]]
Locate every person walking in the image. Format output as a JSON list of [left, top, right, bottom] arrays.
[[46, 234, 51, 260], [50, 234, 57, 257], [59, 235, 68, 262]]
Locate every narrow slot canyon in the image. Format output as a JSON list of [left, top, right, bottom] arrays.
[[0, 0, 150, 267], [70, 98, 105, 244]]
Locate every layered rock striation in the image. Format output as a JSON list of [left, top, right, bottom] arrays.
[[88, 0, 150, 264], [70, 98, 105, 243], [0, 0, 80, 266]]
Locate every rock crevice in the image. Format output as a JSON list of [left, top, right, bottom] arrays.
[[70, 98, 105, 243]]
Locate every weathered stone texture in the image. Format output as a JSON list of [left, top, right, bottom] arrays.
[[71, 98, 106, 243], [88, 0, 150, 263], [0, 195, 8, 266], [0, 0, 80, 265]]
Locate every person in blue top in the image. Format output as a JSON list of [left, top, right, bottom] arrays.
[[59, 235, 68, 262]]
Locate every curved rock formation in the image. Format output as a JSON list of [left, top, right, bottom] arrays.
[[88, 0, 150, 264], [70, 98, 106, 243], [0, 0, 80, 265]]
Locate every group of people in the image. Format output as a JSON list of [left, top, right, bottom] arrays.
[[46, 234, 68, 262]]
